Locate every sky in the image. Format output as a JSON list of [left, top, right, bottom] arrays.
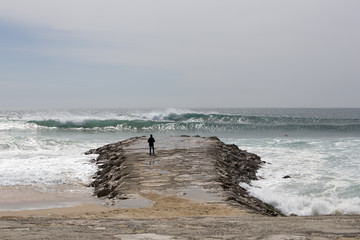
[[0, 0, 359, 109]]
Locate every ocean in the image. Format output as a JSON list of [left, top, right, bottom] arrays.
[[1, 108, 359, 216]]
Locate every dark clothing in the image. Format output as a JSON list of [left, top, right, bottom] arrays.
[[149, 145, 154, 155], [148, 137, 155, 146], [148, 136, 155, 155]]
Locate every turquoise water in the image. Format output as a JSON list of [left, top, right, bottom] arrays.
[[1, 108, 359, 215]]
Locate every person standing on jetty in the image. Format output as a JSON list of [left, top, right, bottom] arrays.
[[148, 134, 155, 155]]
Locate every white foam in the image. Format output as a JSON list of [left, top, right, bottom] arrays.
[[227, 137, 360, 216], [0, 135, 97, 187], [1, 109, 203, 128], [129, 108, 195, 121], [2, 109, 129, 123], [240, 182, 360, 215], [0, 121, 40, 131]]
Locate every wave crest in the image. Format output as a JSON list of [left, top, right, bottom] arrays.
[[25, 112, 360, 133], [1, 109, 359, 133]]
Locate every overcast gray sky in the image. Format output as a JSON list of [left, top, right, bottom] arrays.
[[0, 0, 359, 108]]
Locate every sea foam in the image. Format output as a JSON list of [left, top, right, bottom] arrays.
[[233, 137, 360, 216], [0, 135, 97, 186]]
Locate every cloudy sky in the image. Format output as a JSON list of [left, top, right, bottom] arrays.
[[0, 0, 359, 108]]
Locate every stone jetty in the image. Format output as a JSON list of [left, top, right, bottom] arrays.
[[85, 136, 282, 216]]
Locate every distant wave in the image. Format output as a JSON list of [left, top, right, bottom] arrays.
[[26, 112, 360, 132]]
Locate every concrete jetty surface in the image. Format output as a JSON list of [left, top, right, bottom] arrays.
[[85, 136, 281, 216]]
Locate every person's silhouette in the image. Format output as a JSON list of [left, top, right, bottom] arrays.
[[148, 134, 155, 155]]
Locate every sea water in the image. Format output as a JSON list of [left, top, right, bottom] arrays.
[[0, 108, 359, 215]]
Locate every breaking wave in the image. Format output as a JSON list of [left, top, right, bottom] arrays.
[[25, 112, 360, 132]]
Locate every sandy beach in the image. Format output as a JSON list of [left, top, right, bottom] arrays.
[[1, 136, 360, 239], [1, 192, 360, 239]]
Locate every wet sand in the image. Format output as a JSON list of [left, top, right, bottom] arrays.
[[0, 185, 104, 211], [1, 136, 360, 239]]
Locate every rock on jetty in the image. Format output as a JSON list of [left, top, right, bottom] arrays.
[[85, 136, 282, 216]]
